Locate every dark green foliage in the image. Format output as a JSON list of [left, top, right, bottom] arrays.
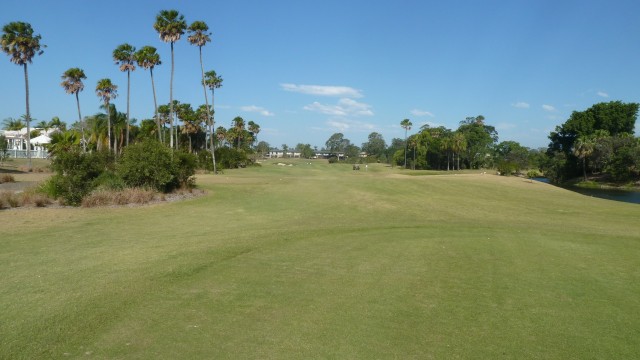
[[117, 140, 177, 192], [197, 151, 215, 171], [214, 147, 249, 169], [327, 156, 339, 164], [43, 150, 114, 205], [496, 161, 517, 176], [173, 151, 197, 188]]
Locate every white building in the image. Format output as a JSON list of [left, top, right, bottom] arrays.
[[1, 127, 58, 158]]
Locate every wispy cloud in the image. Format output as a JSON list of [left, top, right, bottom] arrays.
[[304, 98, 373, 117], [326, 118, 376, 132], [597, 91, 609, 98], [496, 122, 516, 130], [241, 105, 274, 116], [542, 104, 556, 112], [281, 83, 363, 98], [512, 102, 530, 109], [410, 109, 434, 117]]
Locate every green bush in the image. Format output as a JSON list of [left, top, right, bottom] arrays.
[[173, 151, 197, 188], [496, 161, 517, 176], [117, 140, 177, 192], [215, 147, 249, 169], [42, 150, 114, 205], [197, 150, 215, 171]]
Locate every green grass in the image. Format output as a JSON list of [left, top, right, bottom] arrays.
[[2, 159, 640, 359]]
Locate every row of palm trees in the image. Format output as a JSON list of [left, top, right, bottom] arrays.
[[2, 10, 225, 172]]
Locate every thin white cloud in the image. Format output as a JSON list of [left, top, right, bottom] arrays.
[[304, 98, 373, 117], [496, 122, 516, 130], [512, 102, 530, 109], [241, 105, 274, 117], [411, 109, 434, 117], [597, 91, 609, 98], [281, 83, 363, 98], [542, 104, 556, 112], [326, 118, 376, 132]]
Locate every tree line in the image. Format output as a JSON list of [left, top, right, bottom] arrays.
[[1, 10, 260, 173]]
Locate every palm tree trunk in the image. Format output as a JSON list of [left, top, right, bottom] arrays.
[[76, 92, 86, 152], [403, 130, 407, 169], [169, 41, 175, 150], [583, 157, 587, 181], [149, 68, 161, 143], [106, 102, 112, 153], [126, 69, 130, 146], [23, 64, 32, 171], [210, 88, 217, 174]]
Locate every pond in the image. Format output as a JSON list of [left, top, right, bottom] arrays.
[[533, 178, 640, 204]]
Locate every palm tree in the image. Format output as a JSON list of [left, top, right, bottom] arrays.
[[232, 116, 246, 149], [440, 136, 452, 171], [48, 116, 66, 131], [248, 121, 260, 149], [2, 117, 25, 130], [452, 132, 467, 170], [187, 21, 212, 145], [574, 136, 595, 181], [154, 9, 187, 150], [95, 78, 118, 154], [203, 70, 223, 172], [135, 46, 162, 142], [215, 126, 227, 147], [112, 43, 136, 146], [61, 67, 87, 151], [1, 21, 45, 171], [400, 118, 412, 168]]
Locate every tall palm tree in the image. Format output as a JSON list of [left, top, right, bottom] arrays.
[[187, 21, 212, 143], [248, 121, 260, 149], [135, 46, 162, 142], [203, 70, 223, 172], [1, 21, 45, 171], [232, 116, 246, 150], [154, 10, 187, 150], [95, 78, 118, 154], [574, 136, 595, 181], [112, 43, 136, 146], [400, 118, 412, 168], [61, 67, 87, 151], [440, 136, 452, 171]]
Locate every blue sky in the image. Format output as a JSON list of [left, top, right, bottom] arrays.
[[2, 0, 639, 149]]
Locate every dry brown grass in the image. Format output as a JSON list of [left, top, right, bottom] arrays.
[[0, 189, 53, 209], [0, 174, 15, 184], [81, 188, 157, 208]]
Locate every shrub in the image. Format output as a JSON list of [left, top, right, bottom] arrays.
[[92, 170, 126, 191], [43, 150, 114, 206], [173, 151, 197, 189], [328, 156, 339, 164], [197, 150, 215, 171], [496, 161, 517, 176], [215, 147, 249, 169], [117, 140, 176, 192]]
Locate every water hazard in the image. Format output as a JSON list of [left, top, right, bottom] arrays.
[[533, 178, 640, 205]]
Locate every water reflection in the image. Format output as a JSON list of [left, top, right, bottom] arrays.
[[532, 177, 640, 204]]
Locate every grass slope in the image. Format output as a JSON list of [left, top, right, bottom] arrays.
[[1, 160, 640, 359]]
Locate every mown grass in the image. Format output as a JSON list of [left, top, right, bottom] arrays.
[[1, 159, 640, 359]]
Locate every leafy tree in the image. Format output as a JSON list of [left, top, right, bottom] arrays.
[[95, 79, 118, 154], [1, 21, 45, 171], [494, 141, 530, 175], [362, 132, 386, 158], [457, 116, 498, 169], [135, 46, 162, 142], [325, 133, 350, 158], [256, 141, 270, 157], [61, 67, 87, 151], [154, 9, 187, 149], [400, 118, 412, 168], [295, 143, 314, 159], [113, 43, 136, 146]]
